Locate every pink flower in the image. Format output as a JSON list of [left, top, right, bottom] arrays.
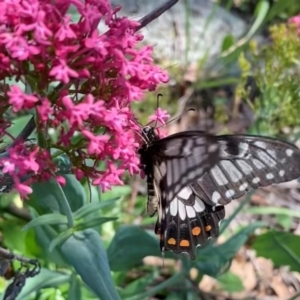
[[148, 107, 170, 125], [15, 183, 33, 199], [85, 30, 108, 57], [0, 0, 169, 198], [82, 130, 110, 156], [55, 16, 77, 41], [7, 85, 39, 112], [49, 59, 79, 84], [94, 162, 125, 192], [37, 98, 53, 122], [289, 15, 300, 27]]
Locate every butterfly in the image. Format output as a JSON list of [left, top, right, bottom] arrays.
[[138, 126, 300, 259]]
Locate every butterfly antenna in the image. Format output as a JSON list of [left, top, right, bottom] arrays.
[[154, 93, 163, 129], [156, 108, 196, 129], [133, 129, 148, 144]]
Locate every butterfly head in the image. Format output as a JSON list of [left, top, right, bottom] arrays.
[[141, 126, 159, 144]]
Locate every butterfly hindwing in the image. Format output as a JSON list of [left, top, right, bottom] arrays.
[[191, 135, 300, 206], [158, 186, 225, 259]]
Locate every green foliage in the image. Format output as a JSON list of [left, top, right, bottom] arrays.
[[2, 3, 300, 299], [252, 231, 300, 272], [217, 272, 244, 293], [239, 23, 300, 136]]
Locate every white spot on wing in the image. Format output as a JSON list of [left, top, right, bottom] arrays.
[[252, 177, 260, 184], [212, 191, 221, 204], [194, 198, 205, 212], [183, 139, 193, 155], [177, 186, 193, 200], [237, 142, 249, 157], [186, 206, 196, 218], [286, 149, 294, 157], [225, 189, 235, 198], [254, 141, 267, 149], [211, 165, 228, 185], [236, 160, 253, 175], [252, 159, 265, 170], [169, 198, 178, 216], [257, 151, 276, 167], [239, 182, 248, 191], [266, 173, 274, 180], [208, 144, 218, 153], [220, 161, 243, 182], [178, 200, 186, 220], [267, 149, 276, 159]]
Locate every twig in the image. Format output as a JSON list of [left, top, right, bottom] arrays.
[[136, 0, 178, 31], [9, 116, 36, 148], [0, 247, 38, 267], [1, 249, 41, 300]]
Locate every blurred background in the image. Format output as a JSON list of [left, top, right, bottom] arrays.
[[2, 0, 300, 299]]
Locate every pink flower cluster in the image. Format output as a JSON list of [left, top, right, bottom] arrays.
[[289, 15, 300, 28], [0, 0, 168, 198]]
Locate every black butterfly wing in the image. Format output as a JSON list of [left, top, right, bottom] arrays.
[[146, 131, 220, 203], [139, 131, 220, 255], [191, 135, 300, 206], [155, 185, 225, 259]]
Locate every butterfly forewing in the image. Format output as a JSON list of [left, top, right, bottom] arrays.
[[191, 135, 300, 206], [139, 126, 300, 260], [149, 131, 220, 203]]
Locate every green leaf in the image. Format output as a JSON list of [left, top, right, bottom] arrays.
[[22, 213, 67, 231], [29, 179, 68, 214], [195, 222, 265, 277], [247, 206, 299, 230], [73, 200, 118, 220], [49, 228, 74, 252], [124, 273, 183, 300], [247, 0, 270, 40], [247, 206, 300, 218], [217, 272, 244, 292], [221, 35, 235, 52], [60, 174, 86, 212], [107, 225, 160, 271], [121, 273, 157, 298], [60, 228, 120, 300], [220, 193, 253, 234], [221, 0, 269, 61], [16, 268, 70, 299], [68, 273, 82, 300], [276, 214, 293, 231], [75, 217, 117, 231], [252, 230, 300, 272], [5, 115, 34, 144], [101, 186, 131, 201], [2, 221, 28, 254], [33, 222, 67, 266], [29, 179, 74, 228], [264, 0, 294, 23]]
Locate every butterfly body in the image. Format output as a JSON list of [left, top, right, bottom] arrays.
[[139, 126, 300, 259]]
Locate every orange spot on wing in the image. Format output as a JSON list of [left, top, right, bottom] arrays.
[[192, 226, 201, 236], [205, 225, 212, 232], [179, 240, 190, 247], [167, 238, 176, 245]]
